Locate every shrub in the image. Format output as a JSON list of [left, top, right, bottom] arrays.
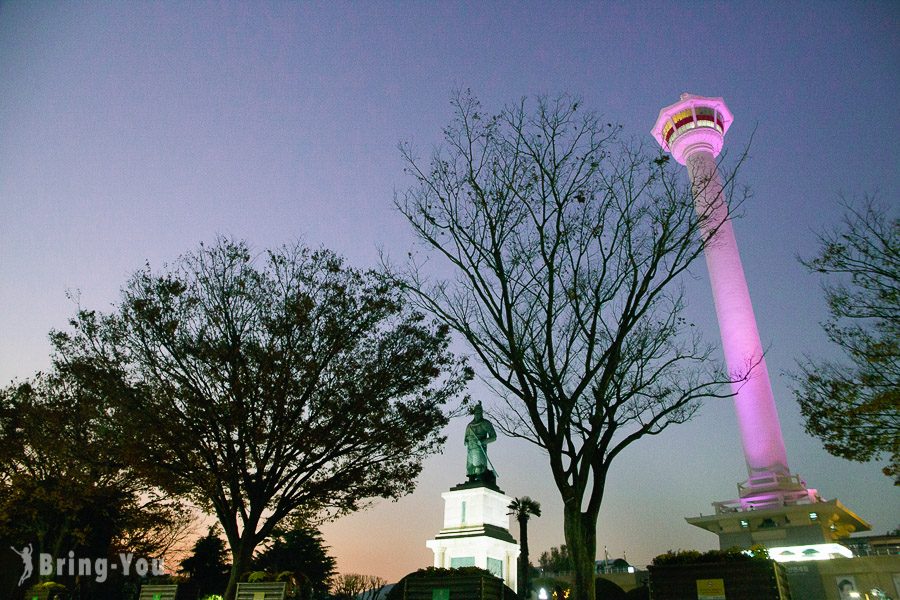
[[651, 547, 767, 566]]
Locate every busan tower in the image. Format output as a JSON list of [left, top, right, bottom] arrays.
[[651, 94, 868, 556]]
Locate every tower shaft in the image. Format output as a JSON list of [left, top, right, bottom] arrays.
[[651, 94, 815, 510], [651, 95, 869, 550], [686, 149, 789, 477]]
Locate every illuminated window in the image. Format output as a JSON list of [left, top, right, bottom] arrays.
[[487, 558, 503, 578], [693, 107, 721, 133], [450, 557, 475, 568], [663, 122, 674, 143], [673, 108, 693, 128]]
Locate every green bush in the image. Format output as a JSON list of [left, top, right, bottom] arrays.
[[27, 581, 69, 600], [651, 547, 767, 566], [385, 566, 511, 600], [403, 567, 496, 578]]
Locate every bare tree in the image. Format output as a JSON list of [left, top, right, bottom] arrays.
[[396, 92, 740, 600], [334, 573, 387, 600]]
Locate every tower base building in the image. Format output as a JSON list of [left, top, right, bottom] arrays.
[[687, 496, 869, 561], [687, 469, 869, 558]]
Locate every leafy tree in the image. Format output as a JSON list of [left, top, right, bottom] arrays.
[[253, 521, 336, 600], [180, 527, 231, 598], [52, 238, 469, 600], [0, 371, 190, 598], [539, 545, 573, 574], [396, 92, 737, 600], [386, 567, 514, 600], [508, 496, 541, 598], [794, 196, 899, 484]]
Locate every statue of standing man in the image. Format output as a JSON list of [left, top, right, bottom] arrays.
[[465, 401, 497, 482]]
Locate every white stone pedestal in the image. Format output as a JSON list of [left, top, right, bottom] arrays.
[[426, 482, 520, 591]]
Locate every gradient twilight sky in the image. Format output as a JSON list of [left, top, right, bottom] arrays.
[[1, 1, 897, 581]]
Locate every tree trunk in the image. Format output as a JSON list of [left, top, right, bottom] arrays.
[[563, 506, 597, 600], [519, 516, 529, 599], [224, 536, 256, 600]]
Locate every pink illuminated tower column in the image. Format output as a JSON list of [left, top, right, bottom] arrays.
[[649, 94, 869, 552], [652, 94, 804, 507]]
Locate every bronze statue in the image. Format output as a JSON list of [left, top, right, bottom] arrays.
[[464, 401, 497, 481]]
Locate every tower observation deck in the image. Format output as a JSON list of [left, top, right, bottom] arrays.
[[651, 94, 869, 551]]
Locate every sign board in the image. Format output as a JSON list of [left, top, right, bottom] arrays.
[[235, 582, 286, 600], [696, 578, 726, 600], [138, 584, 177, 600]]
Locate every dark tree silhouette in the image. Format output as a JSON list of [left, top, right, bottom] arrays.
[[538, 545, 573, 574], [0, 370, 190, 598], [333, 573, 388, 600], [254, 521, 336, 600], [794, 196, 899, 484], [508, 496, 541, 598], [396, 92, 739, 600], [180, 527, 231, 598], [53, 238, 470, 600]]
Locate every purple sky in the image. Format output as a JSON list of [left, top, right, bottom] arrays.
[[1, 1, 897, 581]]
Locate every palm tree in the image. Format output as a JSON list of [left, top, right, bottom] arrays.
[[508, 496, 541, 599]]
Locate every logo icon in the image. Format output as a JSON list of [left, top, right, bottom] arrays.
[[10, 543, 33, 587]]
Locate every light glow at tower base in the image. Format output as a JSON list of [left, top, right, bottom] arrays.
[[768, 543, 854, 562]]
